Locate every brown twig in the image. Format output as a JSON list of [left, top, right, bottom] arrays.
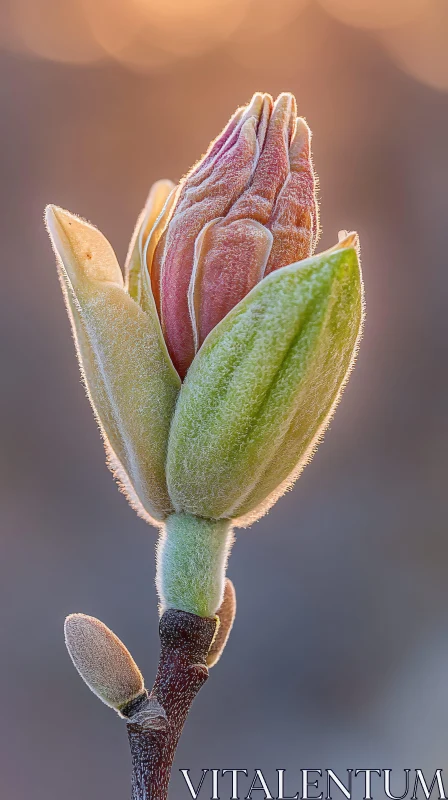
[[125, 609, 217, 800]]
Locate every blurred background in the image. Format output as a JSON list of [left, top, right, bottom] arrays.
[[1, 0, 448, 797]]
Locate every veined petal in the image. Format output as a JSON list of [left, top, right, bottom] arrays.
[[225, 93, 296, 226], [157, 96, 271, 379], [181, 93, 272, 193], [265, 117, 319, 274], [166, 235, 363, 522], [124, 178, 175, 305], [46, 205, 180, 524], [188, 217, 273, 350]]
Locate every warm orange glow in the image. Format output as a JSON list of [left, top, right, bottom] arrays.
[[82, 0, 173, 70], [11, 0, 104, 64], [134, 0, 242, 21], [132, 0, 250, 58], [0, 0, 446, 93], [318, 0, 431, 30], [231, 0, 309, 46], [380, 0, 448, 90], [82, 0, 145, 60], [228, 3, 320, 75]]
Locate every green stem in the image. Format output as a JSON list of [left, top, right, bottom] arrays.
[[156, 513, 234, 617]]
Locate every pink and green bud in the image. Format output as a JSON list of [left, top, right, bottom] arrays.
[[45, 92, 363, 619], [166, 235, 362, 524], [149, 92, 319, 379]]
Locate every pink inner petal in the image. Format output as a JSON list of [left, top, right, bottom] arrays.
[[189, 217, 273, 349], [225, 93, 296, 226], [176, 93, 271, 203], [264, 117, 319, 275], [152, 93, 318, 379], [158, 115, 262, 378]]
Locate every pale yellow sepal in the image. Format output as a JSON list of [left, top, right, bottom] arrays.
[[46, 205, 180, 524], [125, 179, 175, 304]]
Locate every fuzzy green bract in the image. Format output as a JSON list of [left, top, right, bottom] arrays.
[[46, 206, 180, 524], [166, 241, 363, 524]]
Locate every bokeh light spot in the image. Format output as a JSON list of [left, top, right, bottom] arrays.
[[11, 0, 104, 64], [379, 0, 448, 91], [318, 0, 431, 30]]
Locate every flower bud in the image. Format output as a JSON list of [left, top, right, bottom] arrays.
[[151, 92, 319, 378], [64, 614, 145, 712], [46, 91, 363, 611], [166, 235, 363, 524]]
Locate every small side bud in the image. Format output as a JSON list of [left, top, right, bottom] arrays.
[[207, 578, 236, 668], [64, 614, 145, 713]]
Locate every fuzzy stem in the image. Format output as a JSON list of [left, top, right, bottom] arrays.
[[127, 609, 217, 800], [156, 513, 234, 617]]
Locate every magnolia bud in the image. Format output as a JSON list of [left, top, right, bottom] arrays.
[[64, 614, 145, 712], [46, 92, 364, 621], [152, 92, 319, 379]]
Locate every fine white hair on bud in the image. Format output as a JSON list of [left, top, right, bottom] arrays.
[[166, 238, 363, 523], [45, 204, 180, 527], [207, 578, 237, 667], [156, 513, 234, 618], [64, 614, 145, 712]]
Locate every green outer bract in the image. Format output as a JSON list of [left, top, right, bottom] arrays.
[[46, 205, 180, 524], [166, 242, 363, 523]]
